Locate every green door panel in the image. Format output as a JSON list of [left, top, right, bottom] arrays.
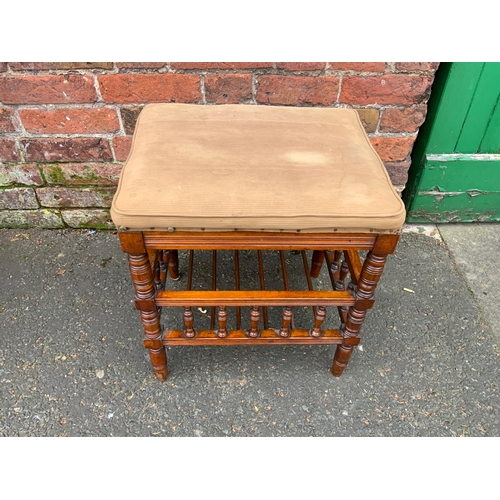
[[404, 62, 500, 223], [480, 96, 500, 153], [408, 191, 500, 223], [425, 63, 484, 154], [418, 156, 500, 192], [455, 64, 500, 153]]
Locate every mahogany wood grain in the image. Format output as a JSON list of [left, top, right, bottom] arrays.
[[257, 250, 269, 329], [339, 260, 350, 316], [164, 328, 344, 345], [310, 250, 325, 278], [248, 306, 260, 338], [340, 260, 349, 283], [127, 252, 168, 381], [155, 290, 356, 307], [183, 307, 196, 338], [119, 232, 146, 254], [332, 248, 391, 376], [187, 250, 194, 291], [210, 250, 217, 330], [234, 250, 242, 329], [142, 231, 378, 250], [373, 234, 400, 254], [344, 250, 362, 285], [118, 229, 400, 380], [168, 250, 180, 280], [159, 251, 168, 289], [217, 306, 228, 338], [279, 306, 293, 337], [310, 305, 326, 337], [279, 250, 295, 329]]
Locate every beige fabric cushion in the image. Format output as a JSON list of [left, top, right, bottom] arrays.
[[111, 104, 406, 233]]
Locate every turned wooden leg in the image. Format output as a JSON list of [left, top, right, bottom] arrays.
[[310, 250, 325, 278], [128, 253, 168, 381], [332, 250, 389, 377], [332, 345, 353, 376], [168, 250, 180, 280]]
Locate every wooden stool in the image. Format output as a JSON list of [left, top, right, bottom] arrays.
[[111, 104, 405, 381]]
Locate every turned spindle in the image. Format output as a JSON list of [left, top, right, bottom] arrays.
[[248, 306, 260, 338], [279, 306, 293, 338], [310, 305, 326, 337], [329, 250, 343, 276], [159, 250, 168, 288], [183, 306, 196, 338], [217, 306, 228, 338], [153, 253, 161, 290], [340, 260, 349, 282]]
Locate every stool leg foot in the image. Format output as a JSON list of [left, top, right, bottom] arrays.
[[332, 345, 353, 376], [310, 250, 325, 278], [148, 347, 168, 381], [168, 250, 180, 280]]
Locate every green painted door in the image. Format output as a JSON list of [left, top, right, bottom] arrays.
[[404, 62, 500, 222]]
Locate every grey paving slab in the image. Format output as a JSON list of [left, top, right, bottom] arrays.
[[0, 229, 498, 436], [438, 223, 500, 339]]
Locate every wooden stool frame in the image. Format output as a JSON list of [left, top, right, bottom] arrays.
[[119, 230, 399, 381]]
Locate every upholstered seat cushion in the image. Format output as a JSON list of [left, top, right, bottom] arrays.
[[111, 104, 406, 233]]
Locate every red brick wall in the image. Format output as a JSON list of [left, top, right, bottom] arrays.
[[0, 62, 439, 228]]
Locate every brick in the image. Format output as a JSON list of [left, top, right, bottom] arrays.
[[21, 138, 113, 163], [379, 106, 427, 133], [0, 209, 64, 228], [256, 75, 339, 106], [0, 106, 17, 133], [0, 75, 97, 104], [205, 74, 252, 104], [37, 187, 115, 208], [116, 62, 166, 69], [98, 74, 201, 104], [0, 139, 20, 162], [42, 163, 122, 185], [0, 188, 38, 209], [0, 63, 6, 72], [9, 62, 114, 70], [369, 136, 415, 162], [20, 107, 120, 134], [395, 62, 440, 73], [329, 63, 386, 72], [61, 209, 115, 228], [340, 75, 434, 105], [356, 108, 380, 133], [0, 164, 44, 186], [113, 136, 133, 161], [384, 161, 411, 185], [276, 63, 325, 71], [121, 107, 143, 135], [171, 62, 273, 70]]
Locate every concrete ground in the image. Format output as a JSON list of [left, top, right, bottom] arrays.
[[0, 224, 498, 436]]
